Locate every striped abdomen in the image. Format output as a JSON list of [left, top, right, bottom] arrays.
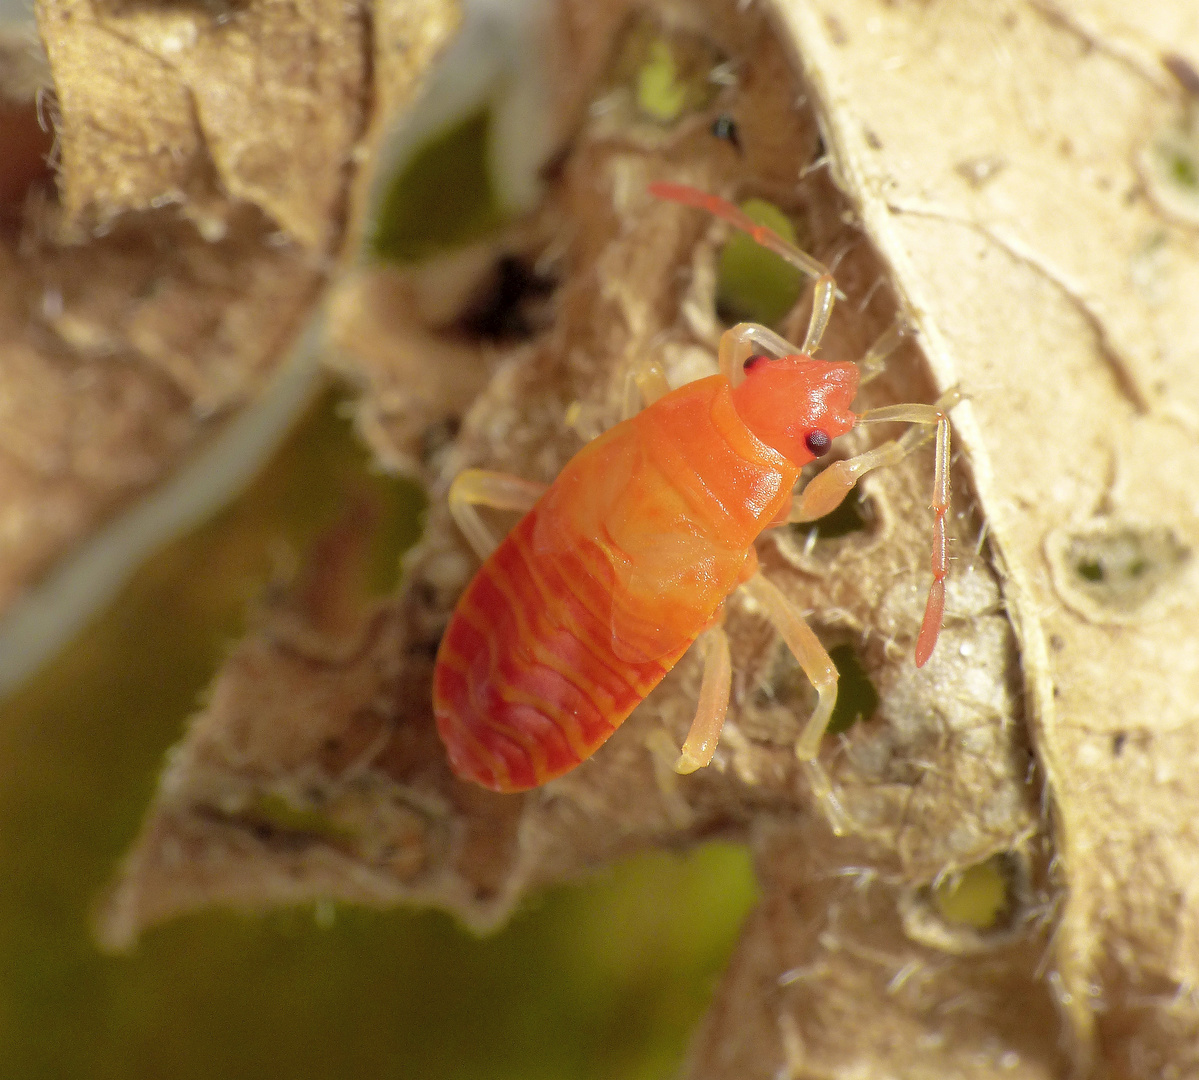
[[434, 509, 689, 791], [434, 375, 798, 792]]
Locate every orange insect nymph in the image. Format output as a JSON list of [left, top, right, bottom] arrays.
[[433, 182, 959, 793]]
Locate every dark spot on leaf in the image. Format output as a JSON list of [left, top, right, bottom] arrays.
[[457, 256, 556, 342], [826, 644, 879, 735]]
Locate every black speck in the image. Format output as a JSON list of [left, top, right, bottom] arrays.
[[711, 114, 741, 150]]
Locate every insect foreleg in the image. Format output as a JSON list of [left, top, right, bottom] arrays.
[[789, 387, 961, 523], [717, 321, 799, 381], [791, 387, 961, 666], [448, 469, 548, 561], [674, 625, 733, 774]]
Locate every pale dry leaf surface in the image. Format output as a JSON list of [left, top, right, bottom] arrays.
[[774, 0, 1199, 1073], [102, 3, 1060, 1078]]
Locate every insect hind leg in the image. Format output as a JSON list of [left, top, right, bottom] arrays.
[[448, 469, 548, 561], [740, 572, 863, 836], [674, 624, 732, 774], [740, 574, 837, 759]]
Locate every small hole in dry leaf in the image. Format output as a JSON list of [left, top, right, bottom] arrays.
[[456, 255, 556, 342], [790, 485, 874, 542], [1056, 524, 1190, 615], [932, 855, 1013, 931], [826, 644, 879, 736], [900, 852, 1031, 954], [247, 792, 357, 844], [716, 198, 805, 327], [373, 109, 505, 263], [753, 637, 878, 739]]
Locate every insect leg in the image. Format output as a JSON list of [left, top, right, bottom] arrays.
[[856, 317, 908, 386], [740, 573, 862, 835], [674, 625, 732, 774], [448, 469, 548, 561], [740, 574, 837, 760], [717, 321, 798, 381], [791, 388, 961, 665], [649, 182, 835, 284], [800, 273, 837, 356], [789, 388, 961, 523], [649, 181, 844, 353], [621, 357, 672, 419]]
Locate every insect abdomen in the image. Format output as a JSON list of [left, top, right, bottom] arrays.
[[434, 376, 799, 792], [434, 510, 682, 792]]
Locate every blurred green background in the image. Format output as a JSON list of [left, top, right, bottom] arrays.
[[0, 392, 757, 1080]]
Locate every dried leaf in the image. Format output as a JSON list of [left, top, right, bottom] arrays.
[[37, 0, 370, 247], [101, 2, 1066, 1077], [0, 0, 456, 690], [774, 0, 1199, 1071]]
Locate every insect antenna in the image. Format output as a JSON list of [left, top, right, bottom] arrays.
[[648, 181, 845, 298]]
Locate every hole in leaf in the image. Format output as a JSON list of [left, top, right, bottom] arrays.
[[825, 644, 879, 736], [791, 486, 872, 542], [373, 109, 505, 263], [716, 198, 805, 327], [247, 792, 357, 844], [931, 855, 1013, 932], [752, 639, 878, 740], [456, 255, 556, 342]]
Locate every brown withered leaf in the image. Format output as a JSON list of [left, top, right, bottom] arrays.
[[37, 0, 369, 247], [0, 0, 457, 685], [100, 2, 1079, 1078], [0, 207, 317, 617]]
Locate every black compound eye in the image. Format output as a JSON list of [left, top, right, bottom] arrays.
[[743, 353, 770, 374], [804, 429, 832, 456]]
